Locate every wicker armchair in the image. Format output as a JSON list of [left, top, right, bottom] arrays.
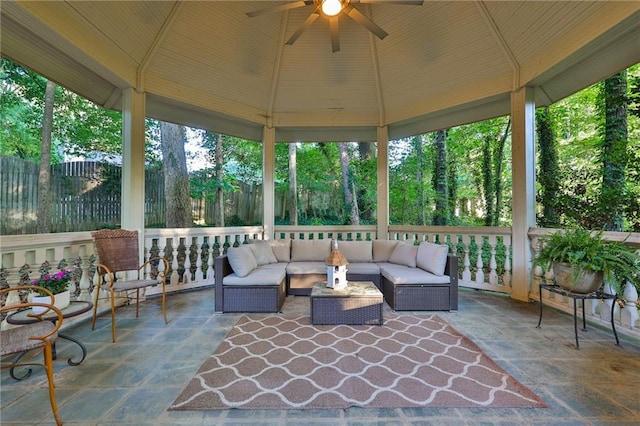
[[1, 286, 64, 426], [91, 229, 169, 342]]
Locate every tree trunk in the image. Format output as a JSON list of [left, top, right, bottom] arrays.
[[536, 108, 560, 227], [339, 143, 359, 225], [433, 130, 448, 225], [414, 136, 425, 226], [160, 122, 192, 228], [215, 133, 224, 227], [36, 80, 56, 233], [288, 143, 298, 225], [482, 137, 494, 226], [601, 71, 627, 231], [493, 119, 510, 226], [357, 142, 374, 222]]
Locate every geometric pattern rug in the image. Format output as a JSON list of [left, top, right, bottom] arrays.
[[169, 314, 546, 410]]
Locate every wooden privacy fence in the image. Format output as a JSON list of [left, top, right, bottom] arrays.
[[0, 156, 266, 234]]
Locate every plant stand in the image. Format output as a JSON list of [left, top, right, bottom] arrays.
[[537, 284, 620, 348]]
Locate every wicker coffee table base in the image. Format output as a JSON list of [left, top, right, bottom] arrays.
[[310, 281, 383, 325]]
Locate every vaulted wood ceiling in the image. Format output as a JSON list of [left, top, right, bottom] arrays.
[[2, 1, 639, 142]]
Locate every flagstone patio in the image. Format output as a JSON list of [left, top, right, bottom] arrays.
[[2, 287, 639, 425]]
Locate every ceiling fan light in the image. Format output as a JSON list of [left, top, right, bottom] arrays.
[[321, 0, 343, 17]]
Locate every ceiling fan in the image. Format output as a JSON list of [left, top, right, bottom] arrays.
[[246, 0, 424, 53]]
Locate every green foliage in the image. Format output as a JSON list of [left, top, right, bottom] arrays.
[[533, 229, 640, 296]]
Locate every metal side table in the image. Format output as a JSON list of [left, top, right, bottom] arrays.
[[7, 300, 92, 379], [537, 284, 619, 348]]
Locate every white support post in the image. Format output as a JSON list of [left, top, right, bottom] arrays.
[[121, 88, 147, 263], [511, 87, 536, 302], [377, 126, 389, 240], [263, 126, 276, 239]]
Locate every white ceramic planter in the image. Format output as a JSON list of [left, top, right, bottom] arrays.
[[32, 289, 71, 314], [553, 262, 603, 294]]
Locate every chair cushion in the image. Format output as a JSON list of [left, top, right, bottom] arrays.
[[388, 242, 418, 268], [416, 241, 450, 276], [110, 278, 163, 292], [344, 262, 380, 274], [286, 261, 327, 274], [223, 263, 286, 286], [338, 240, 372, 263], [0, 322, 57, 356], [373, 240, 398, 262], [379, 263, 450, 285], [226, 245, 258, 278], [248, 241, 278, 266]]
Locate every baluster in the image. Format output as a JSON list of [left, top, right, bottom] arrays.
[[183, 237, 191, 284], [144, 237, 153, 280], [621, 281, 639, 329], [195, 236, 204, 283], [170, 238, 180, 286], [77, 244, 92, 301], [502, 235, 512, 287], [474, 236, 484, 284], [488, 235, 498, 285], [462, 235, 471, 282]]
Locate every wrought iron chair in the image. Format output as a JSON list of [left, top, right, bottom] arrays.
[[1, 286, 64, 426], [91, 229, 169, 343]]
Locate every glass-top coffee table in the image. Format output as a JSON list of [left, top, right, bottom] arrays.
[[310, 281, 383, 325]]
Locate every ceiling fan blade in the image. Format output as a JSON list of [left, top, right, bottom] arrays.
[[246, 1, 312, 18], [357, 0, 424, 5], [329, 16, 340, 53], [344, 6, 388, 40], [286, 12, 320, 45]]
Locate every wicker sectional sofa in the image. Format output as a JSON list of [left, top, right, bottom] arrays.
[[214, 239, 458, 313]]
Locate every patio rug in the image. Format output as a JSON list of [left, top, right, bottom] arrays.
[[169, 314, 546, 410]]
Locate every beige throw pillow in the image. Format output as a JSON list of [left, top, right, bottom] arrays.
[[226, 245, 257, 278], [269, 239, 291, 262], [388, 242, 418, 268], [416, 241, 450, 276], [249, 241, 278, 266]]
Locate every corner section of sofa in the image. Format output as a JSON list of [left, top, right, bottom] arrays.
[[214, 255, 286, 313], [382, 253, 458, 311]]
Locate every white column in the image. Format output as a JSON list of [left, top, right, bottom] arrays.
[[511, 87, 536, 302], [121, 88, 146, 261], [377, 126, 389, 240], [263, 126, 276, 239]]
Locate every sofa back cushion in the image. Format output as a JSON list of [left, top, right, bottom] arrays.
[[388, 242, 418, 268], [249, 241, 278, 266], [338, 240, 372, 263], [227, 245, 257, 277], [291, 239, 331, 262], [372, 240, 398, 262], [416, 241, 450, 276], [269, 239, 291, 262]]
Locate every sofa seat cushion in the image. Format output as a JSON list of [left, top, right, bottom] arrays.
[[286, 261, 327, 275], [378, 263, 450, 285], [223, 263, 286, 286], [345, 262, 380, 275]]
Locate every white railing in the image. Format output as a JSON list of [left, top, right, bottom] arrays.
[[2, 226, 638, 339], [528, 228, 640, 339]]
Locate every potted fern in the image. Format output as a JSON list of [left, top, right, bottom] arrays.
[[533, 229, 640, 298]]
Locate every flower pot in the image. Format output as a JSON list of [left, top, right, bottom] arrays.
[[32, 289, 71, 314], [553, 262, 603, 294]]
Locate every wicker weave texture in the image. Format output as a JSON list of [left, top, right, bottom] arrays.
[[92, 229, 139, 272], [383, 277, 451, 311], [310, 284, 383, 325]]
